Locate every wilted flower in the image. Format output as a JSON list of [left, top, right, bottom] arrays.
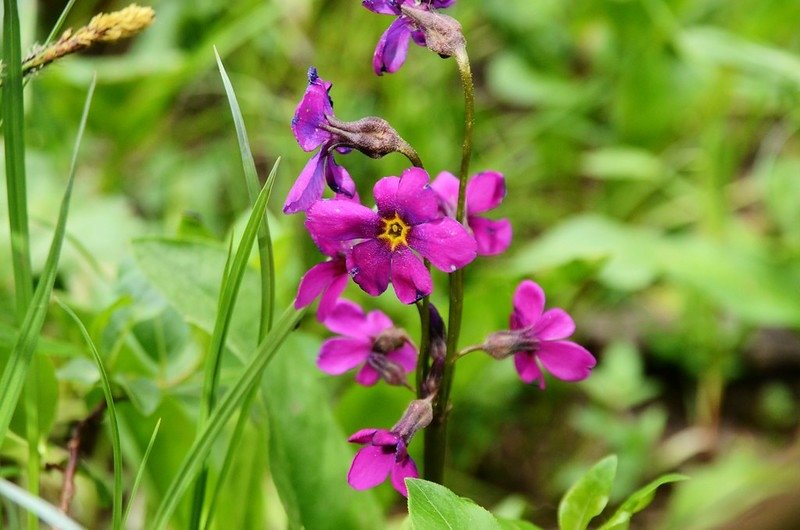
[[431, 170, 512, 256], [362, 0, 456, 75], [347, 397, 432, 496], [485, 280, 595, 388], [318, 300, 417, 386], [306, 167, 477, 304]]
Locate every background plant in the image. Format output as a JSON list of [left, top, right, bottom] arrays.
[[2, 0, 800, 528]]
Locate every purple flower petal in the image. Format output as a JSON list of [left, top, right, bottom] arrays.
[[317, 337, 372, 375], [395, 168, 440, 225], [323, 300, 368, 337], [386, 342, 418, 373], [373, 17, 412, 75], [430, 171, 459, 207], [514, 351, 545, 388], [408, 217, 477, 272], [372, 430, 401, 446], [410, 27, 426, 47], [283, 150, 326, 214], [348, 239, 392, 297], [390, 455, 419, 497], [295, 260, 344, 310], [363, 309, 394, 337], [355, 364, 381, 386], [306, 199, 379, 241], [466, 171, 506, 214], [512, 280, 546, 329], [348, 428, 379, 444], [536, 340, 596, 382], [323, 151, 356, 197], [317, 267, 349, 321], [431, 0, 456, 8], [373, 176, 400, 214], [348, 445, 395, 490], [469, 216, 512, 256], [390, 247, 432, 304], [362, 0, 401, 15], [533, 308, 576, 341], [291, 67, 334, 151]]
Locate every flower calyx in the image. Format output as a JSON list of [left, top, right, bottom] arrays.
[[399, 4, 465, 59]]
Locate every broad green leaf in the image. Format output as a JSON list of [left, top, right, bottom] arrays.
[[599, 474, 687, 530], [558, 455, 617, 530], [407, 479, 501, 530], [262, 334, 382, 530], [498, 518, 543, 530]]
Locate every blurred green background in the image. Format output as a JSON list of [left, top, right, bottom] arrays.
[[2, 0, 800, 528]]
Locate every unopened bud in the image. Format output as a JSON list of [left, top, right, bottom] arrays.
[[482, 330, 538, 360], [400, 5, 466, 59], [324, 116, 417, 160], [391, 398, 434, 443], [422, 303, 447, 397]]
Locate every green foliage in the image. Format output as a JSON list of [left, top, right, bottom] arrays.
[[558, 456, 617, 530], [406, 479, 505, 530]]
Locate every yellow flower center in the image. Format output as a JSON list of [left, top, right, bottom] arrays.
[[377, 212, 411, 251]]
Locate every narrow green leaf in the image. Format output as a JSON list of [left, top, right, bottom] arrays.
[[558, 455, 618, 530], [191, 162, 274, 529], [0, 76, 95, 443], [151, 305, 304, 530], [0, 479, 83, 530], [3, 0, 33, 321], [56, 299, 123, 530], [598, 474, 688, 530], [407, 478, 502, 530], [215, 48, 277, 336], [44, 0, 79, 45], [122, 419, 162, 529]]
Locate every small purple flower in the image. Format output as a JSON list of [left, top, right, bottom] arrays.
[[294, 244, 349, 321], [306, 167, 477, 304], [285, 67, 356, 214], [347, 397, 431, 496], [431, 170, 513, 256], [347, 429, 418, 496], [318, 300, 417, 386], [501, 280, 596, 388], [363, 0, 456, 75]]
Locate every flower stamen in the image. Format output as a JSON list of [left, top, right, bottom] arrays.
[[378, 212, 411, 251]]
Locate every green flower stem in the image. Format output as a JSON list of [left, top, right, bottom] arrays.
[[424, 46, 475, 484]]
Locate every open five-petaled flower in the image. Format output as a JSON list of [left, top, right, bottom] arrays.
[[318, 300, 417, 386], [504, 280, 596, 387], [285, 67, 355, 214], [294, 234, 350, 321], [306, 167, 477, 304], [431, 170, 513, 256], [362, 0, 456, 75]]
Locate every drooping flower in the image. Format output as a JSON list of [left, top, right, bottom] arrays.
[[305, 167, 477, 304], [286, 67, 355, 214], [431, 170, 512, 256], [484, 280, 595, 388], [294, 238, 349, 321], [362, 0, 456, 75], [347, 397, 432, 496], [318, 300, 417, 386]]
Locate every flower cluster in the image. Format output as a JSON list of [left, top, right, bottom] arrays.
[[283, 1, 595, 498]]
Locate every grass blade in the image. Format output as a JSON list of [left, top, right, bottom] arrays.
[[44, 0, 79, 46], [0, 75, 95, 450], [122, 419, 162, 529], [152, 305, 304, 530], [215, 48, 277, 336], [0, 479, 84, 530], [56, 299, 123, 530]]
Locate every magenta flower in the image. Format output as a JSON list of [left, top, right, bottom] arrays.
[[431, 170, 513, 256], [347, 398, 431, 496], [318, 300, 417, 386], [362, 0, 456, 75], [305, 167, 477, 304], [294, 236, 349, 321], [285, 67, 355, 214], [347, 429, 418, 496], [500, 280, 596, 388]]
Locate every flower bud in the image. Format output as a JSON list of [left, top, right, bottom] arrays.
[[399, 5, 466, 59], [392, 397, 434, 443], [482, 330, 538, 360], [324, 116, 417, 160]]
